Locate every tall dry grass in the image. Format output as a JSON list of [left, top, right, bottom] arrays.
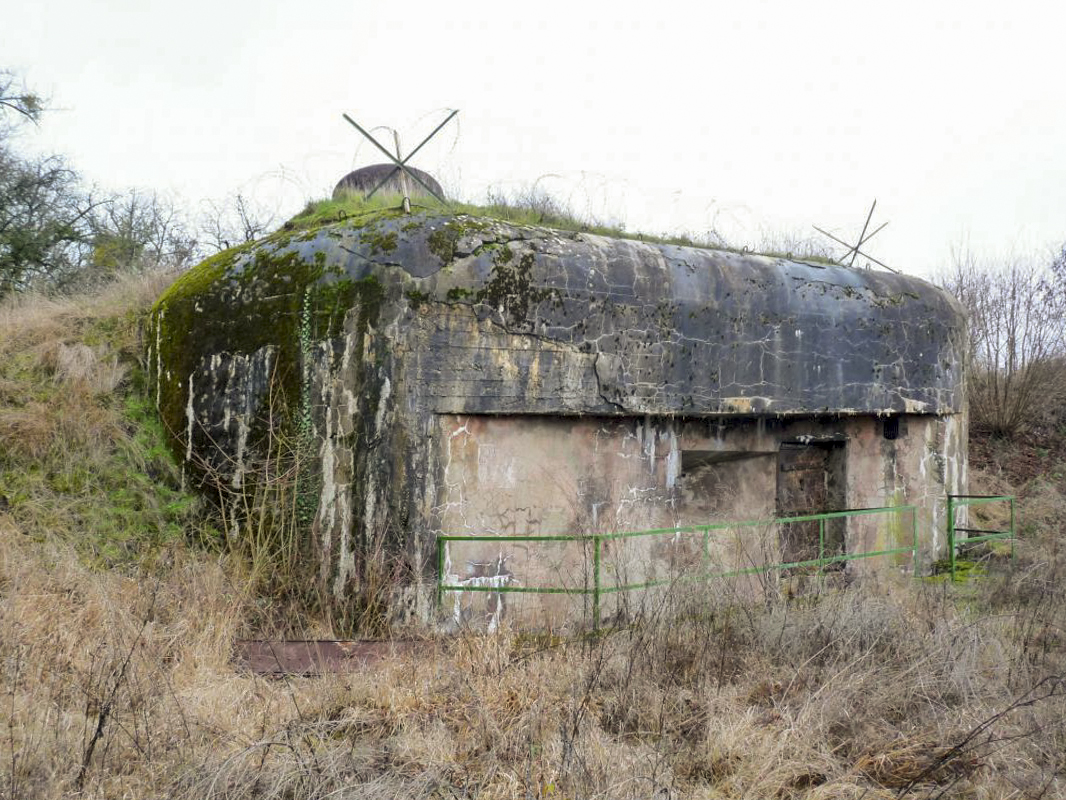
[[1, 276, 1064, 799], [2, 530, 1064, 799], [0, 270, 176, 465]]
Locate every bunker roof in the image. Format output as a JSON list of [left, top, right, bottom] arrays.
[[153, 203, 967, 430]]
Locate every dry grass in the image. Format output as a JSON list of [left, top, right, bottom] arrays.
[[0, 273, 171, 464], [0, 271, 173, 345], [1, 277, 1065, 799], [2, 534, 1064, 799]]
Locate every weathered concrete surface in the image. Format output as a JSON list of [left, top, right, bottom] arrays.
[[439, 413, 965, 628], [148, 211, 968, 631]]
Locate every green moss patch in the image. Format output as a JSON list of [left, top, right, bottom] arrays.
[[150, 237, 386, 463]]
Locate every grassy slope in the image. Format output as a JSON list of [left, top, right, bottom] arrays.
[[0, 274, 201, 565], [1, 274, 1064, 798]]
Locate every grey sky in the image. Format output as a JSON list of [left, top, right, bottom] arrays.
[[4, 0, 1064, 276]]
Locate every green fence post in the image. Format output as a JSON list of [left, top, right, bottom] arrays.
[[947, 496, 956, 581], [437, 537, 445, 609], [818, 518, 825, 567], [911, 507, 918, 576], [593, 534, 602, 633], [1009, 497, 1016, 565]]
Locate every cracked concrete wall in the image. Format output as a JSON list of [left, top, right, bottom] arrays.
[[436, 413, 965, 629], [149, 211, 968, 630]]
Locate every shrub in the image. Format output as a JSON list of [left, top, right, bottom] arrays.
[[939, 248, 1066, 438]]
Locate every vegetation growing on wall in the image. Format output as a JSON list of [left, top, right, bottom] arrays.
[[149, 243, 382, 455]]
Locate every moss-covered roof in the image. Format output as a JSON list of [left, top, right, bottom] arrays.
[[152, 204, 966, 435], [279, 194, 840, 267]]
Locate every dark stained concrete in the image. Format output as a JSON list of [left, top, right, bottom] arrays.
[[149, 211, 968, 630]]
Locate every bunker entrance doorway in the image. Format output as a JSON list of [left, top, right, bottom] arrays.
[[777, 441, 846, 565]]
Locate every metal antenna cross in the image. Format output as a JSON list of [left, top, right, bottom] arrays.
[[814, 199, 898, 274], [341, 109, 458, 213]]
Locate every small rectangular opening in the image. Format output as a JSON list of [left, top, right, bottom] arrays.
[[676, 449, 777, 521], [680, 450, 764, 473], [883, 416, 900, 440]]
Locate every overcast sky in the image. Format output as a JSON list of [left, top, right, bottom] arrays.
[[4, 0, 1064, 276]]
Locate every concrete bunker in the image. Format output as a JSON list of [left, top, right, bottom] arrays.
[[148, 204, 968, 631]]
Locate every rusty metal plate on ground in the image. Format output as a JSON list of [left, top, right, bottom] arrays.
[[234, 640, 413, 677]]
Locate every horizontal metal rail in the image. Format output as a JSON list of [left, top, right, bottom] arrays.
[[438, 506, 911, 544], [438, 505, 917, 630], [946, 494, 1016, 580]]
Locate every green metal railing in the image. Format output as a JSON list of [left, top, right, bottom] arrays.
[[438, 505, 917, 631], [946, 494, 1016, 580]]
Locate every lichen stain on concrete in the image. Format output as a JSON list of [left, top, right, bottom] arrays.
[[149, 210, 969, 631]]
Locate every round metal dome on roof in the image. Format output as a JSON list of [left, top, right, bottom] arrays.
[[332, 164, 445, 201]]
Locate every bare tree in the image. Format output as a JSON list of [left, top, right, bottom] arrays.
[[0, 69, 43, 128], [1, 68, 204, 295], [0, 69, 100, 296], [87, 190, 198, 275], [199, 193, 275, 253], [0, 150, 101, 296], [940, 247, 1066, 437]]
